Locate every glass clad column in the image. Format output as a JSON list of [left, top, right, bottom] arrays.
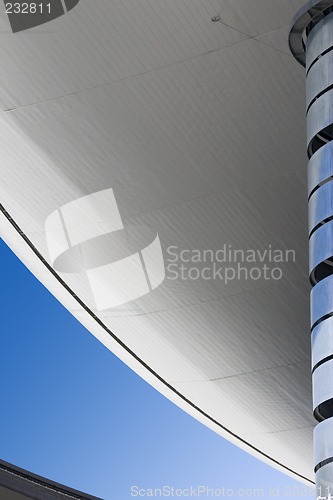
[[309, 10, 333, 498], [290, 2, 333, 498]]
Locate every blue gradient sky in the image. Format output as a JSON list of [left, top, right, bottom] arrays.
[[0, 239, 315, 500]]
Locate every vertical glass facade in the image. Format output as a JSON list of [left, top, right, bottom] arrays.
[[290, 2, 333, 497]]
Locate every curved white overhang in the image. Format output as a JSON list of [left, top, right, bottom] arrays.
[[0, 0, 315, 485]]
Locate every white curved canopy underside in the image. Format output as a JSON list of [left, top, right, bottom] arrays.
[[0, 0, 314, 484]]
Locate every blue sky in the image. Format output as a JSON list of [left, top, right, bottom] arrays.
[[0, 238, 315, 500]]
